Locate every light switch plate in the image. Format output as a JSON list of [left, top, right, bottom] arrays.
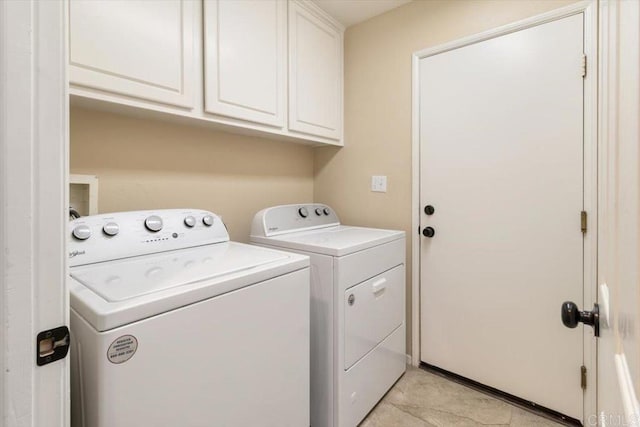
[[371, 175, 387, 192]]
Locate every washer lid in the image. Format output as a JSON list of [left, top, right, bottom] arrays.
[[69, 242, 309, 331], [251, 225, 405, 257], [71, 242, 289, 302]]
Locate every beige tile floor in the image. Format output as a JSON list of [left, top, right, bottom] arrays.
[[360, 367, 566, 427]]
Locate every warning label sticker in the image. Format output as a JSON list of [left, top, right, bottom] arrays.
[[107, 335, 138, 364]]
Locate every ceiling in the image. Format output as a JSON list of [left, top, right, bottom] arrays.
[[311, 0, 413, 28]]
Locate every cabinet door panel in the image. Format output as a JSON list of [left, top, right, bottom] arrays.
[[289, 2, 343, 141], [69, 0, 195, 108], [204, 0, 286, 127]]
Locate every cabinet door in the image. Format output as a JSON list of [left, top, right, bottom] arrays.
[[289, 1, 343, 141], [204, 0, 286, 127], [69, 0, 195, 109]]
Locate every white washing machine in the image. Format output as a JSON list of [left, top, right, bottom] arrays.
[[251, 204, 406, 427], [68, 209, 310, 427]]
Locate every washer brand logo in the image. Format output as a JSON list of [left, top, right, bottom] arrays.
[[69, 250, 86, 258], [268, 227, 279, 232]]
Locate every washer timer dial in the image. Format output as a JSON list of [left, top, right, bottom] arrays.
[[145, 215, 163, 232]]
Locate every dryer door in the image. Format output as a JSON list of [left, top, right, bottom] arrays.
[[344, 265, 404, 369]]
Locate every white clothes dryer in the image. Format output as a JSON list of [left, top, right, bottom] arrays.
[[251, 204, 406, 427], [69, 209, 310, 427]]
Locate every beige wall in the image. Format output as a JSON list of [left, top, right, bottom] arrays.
[[314, 0, 577, 354], [70, 107, 314, 242]]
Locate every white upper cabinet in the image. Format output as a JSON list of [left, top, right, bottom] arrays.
[[69, 0, 196, 109], [204, 0, 286, 128], [68, 0, 344, 146], [288, 1, 344, 141]]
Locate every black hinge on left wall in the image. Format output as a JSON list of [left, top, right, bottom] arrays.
[[581, 365, 587, 389]]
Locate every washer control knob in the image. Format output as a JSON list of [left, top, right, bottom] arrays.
[[315, 208, 323, 216], [72, 224, 91, 240], [298, 207, 309, 218], [145, 215, 163, 232], [323, 208, 330, 216], [102, 222, 119, 236], [184, 216, 196, 228], [202, 215, 214, 226]]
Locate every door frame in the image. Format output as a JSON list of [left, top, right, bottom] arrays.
[[596, 0, 640, 422], [410, 1, 597, 422], [1, 0, 69, 426]]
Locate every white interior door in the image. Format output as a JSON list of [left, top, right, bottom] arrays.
[[419, 14, 585, 419]]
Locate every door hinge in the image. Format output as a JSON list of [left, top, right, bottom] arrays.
[[581, 365, 587, 389], [581, 54, 587, 78], [581, 211, 587, 234]]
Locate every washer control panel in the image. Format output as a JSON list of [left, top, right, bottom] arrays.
[[251, 204, 340, 237], [69, 209, 228, 266]]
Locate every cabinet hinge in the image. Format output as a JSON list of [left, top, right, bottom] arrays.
[[581, 365, 587, 389], [581, 211, 587, 234], [581, 54, 587, 78]]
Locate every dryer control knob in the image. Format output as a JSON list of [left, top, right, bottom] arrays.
[[72, 224, 91, 240], [315, 208, 323, 216], [102, 222, 119, 236], [298, 207, 309, 218], [202, 215, 214, 226], [145, 215, 163, 232], [184, 216, 196, 228], [323, 208, 331, 216]]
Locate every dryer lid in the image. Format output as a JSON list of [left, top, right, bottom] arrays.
[[70, 242, 289, 302], [251, 225, 405, 257]]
